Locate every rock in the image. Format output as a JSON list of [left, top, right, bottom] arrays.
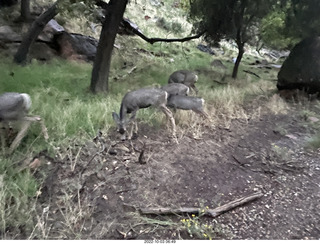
[[308, 116, 319, 123], [29, 42, 57, 61], [38, 19, 64, 42], [251, 59, 268, 65], [197, 44, 215, 55], [0, 25, 21, 42], [54, 32, 98, 62], [211, 59, 227, 69], [277, 37, 320, 93], [149, 0, 162, 7]]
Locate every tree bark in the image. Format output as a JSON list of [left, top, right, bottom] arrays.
[[13, 2, 58, 65], [231, 1, 247, 79], [90, 0, 128, 94], [20, 0, 31, 21], [232, 41, 244, 79]]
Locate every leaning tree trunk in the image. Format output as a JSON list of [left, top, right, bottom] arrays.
[[14, 2, 58, 64], [232, 42, 244, 79], [232, 26, 245, 79], [90, 0, 128, 94]]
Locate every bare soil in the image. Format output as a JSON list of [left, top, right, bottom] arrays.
[[32, 95, 320, 240]]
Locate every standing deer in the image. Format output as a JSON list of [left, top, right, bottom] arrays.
[[0, 92, 49, 154], [112, 87, 176, 140], [168, 70, 199, 94], [166, 95, 209, 119], [161, 83, 189, 96]]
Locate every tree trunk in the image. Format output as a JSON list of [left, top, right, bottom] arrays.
[[232, 42, 244, 79], [90, 0, 128, 94], [20, 0, 31, 21], [14, 2, 58, 65]]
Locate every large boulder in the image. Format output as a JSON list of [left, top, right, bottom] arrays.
[[0, 25, 21, 42], [54, 32, 98, 62], [277, 37, 320, 93], [38, 19, 64, 42], [29, 42, 57, 61]]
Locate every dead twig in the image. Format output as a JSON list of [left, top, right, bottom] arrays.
[[243, 70, 261, 78], [139, 191, 263, 218]]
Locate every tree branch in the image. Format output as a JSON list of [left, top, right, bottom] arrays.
[[139, 191, 263, 217], [13, 1, 58, 64], [96, 1, 206, 44], [137, 29, 206, 44]]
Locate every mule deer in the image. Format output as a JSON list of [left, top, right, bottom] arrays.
[[166, 95, 209, 119], [112, 87, 176, 140], [0, 92, 49, 154], [161, 83, 189, 96], [168, 70, 199, 94]]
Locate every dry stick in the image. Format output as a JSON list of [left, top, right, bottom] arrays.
[[140, 191, 263, 218], [243, 70, 261, 78]]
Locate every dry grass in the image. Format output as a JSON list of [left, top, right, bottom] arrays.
[[265, 94, 290, 115]]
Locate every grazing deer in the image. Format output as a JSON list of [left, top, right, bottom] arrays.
[[0, 92, 49, 154], [168, 70, 199, 94], [112, 87, 176, 140], [166, 95, 209, 119], [161, 83, 189, 96]]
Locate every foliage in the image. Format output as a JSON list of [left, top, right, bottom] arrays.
[[56, 0, 101, 24], [188, 0, 278, 78], [308, 135, 320, 149], [188, 0, 277, 45], [260, 0, 320, 49], [180, 211, 216, 239], [260, 10, 297, 50], [156, 17, 184, 34], [284, 0, 320, 40]]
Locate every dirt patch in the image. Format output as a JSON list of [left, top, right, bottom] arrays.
[[30, 98, 320, 240]]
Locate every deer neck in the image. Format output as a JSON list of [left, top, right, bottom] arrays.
[[119, 102, 127, 122]]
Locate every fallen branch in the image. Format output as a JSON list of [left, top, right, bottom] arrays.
[[140, 191, 263, 218], [243, 70, 261, 78]]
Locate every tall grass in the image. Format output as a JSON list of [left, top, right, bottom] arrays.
[[0, 158, 39, 238]]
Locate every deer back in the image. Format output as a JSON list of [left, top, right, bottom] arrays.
[[161, 83, 189, 96], [168, 70, 198, 87], [0, 92, 31, 121], [167, 95, 204, 111]]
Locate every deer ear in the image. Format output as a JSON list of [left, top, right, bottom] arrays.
[[112, 112, 120, 124]]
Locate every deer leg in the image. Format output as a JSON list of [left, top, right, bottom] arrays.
[[128, 121, 134, 140], [127, 120, 139, 140], [39, 119, 49, 140], [127, 111, 136, 140], [0, 124, 6, 154], [160, 105, 176, 138], [9, 120, 32, 154], [23, 115, 49, 140], [133, 120, 138, 136], [191, 85, 199, 95], [194, 109, 210, 120]]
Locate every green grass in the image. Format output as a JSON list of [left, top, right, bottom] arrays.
[[0, 158, 39, 237]]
